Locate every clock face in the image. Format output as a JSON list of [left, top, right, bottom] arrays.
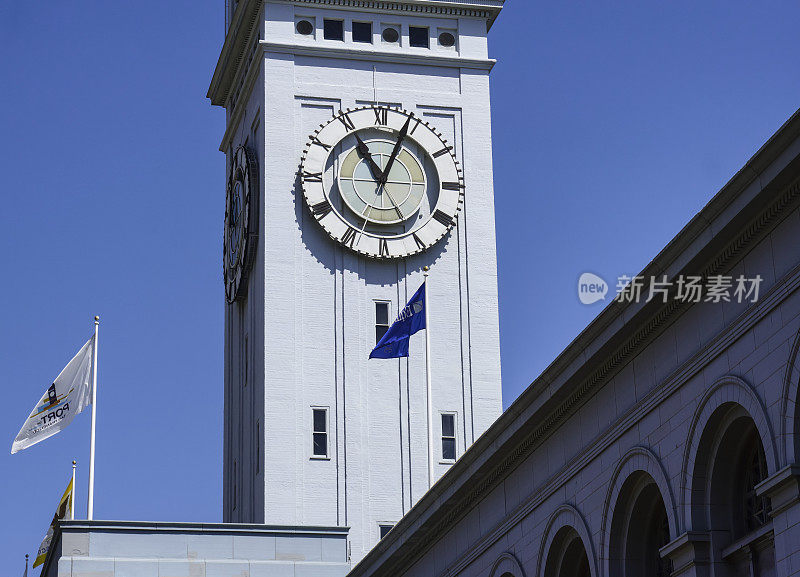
[[299, 106, 463, 259], [224, 145, 258, 303]]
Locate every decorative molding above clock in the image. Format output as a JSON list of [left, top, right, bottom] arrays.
[[299, 105, 463, 259], [217, 41, 494, 152]]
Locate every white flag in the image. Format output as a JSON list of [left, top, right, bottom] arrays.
[[11, 335, 95, 454]]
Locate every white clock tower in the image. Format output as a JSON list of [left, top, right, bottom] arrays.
[[209, 0, 504, 563]]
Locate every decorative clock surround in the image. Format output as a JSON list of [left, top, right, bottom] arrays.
[[299, 106, 464, 259], [224, 145, 258, 303]]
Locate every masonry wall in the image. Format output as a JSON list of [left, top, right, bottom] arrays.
[[46, 521, 349, 577]]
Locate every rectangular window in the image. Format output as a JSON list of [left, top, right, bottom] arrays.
[[379, 524, 394, 539], [441, 413, 456, 461], [409, 26, 429, 48], [375, 302, 390, 344], [312, 408, 329, 457], [323, 19, 344, 41], [352, 21, 372, 43]]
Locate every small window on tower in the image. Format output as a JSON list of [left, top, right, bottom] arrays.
[[296, 19, 314, 36], [323, 19, 344, 41], [441, 413, 456, 461], [375, 302, 390, 344], [438, 31, 456, 48], [312, 407, 329, 458], [409, 26, 430, 48], [381, 26, 400, 44], [353, 21, 372, 43], [379, 524, 394, 539]]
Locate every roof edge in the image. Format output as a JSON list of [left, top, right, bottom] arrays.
[[59, 520, 350, 534]]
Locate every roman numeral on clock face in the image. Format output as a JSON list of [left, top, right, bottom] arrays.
[[433, 210, 455, 227], [441, 181, 462, 191], [302, 171, 323, 183], [433, 145, 454, 158], [337, 111, 356, 131], [312, 138, 332, 151], [341, 226, 357, 247], [379, 238, 389, 257], [409, 115, 421, 135], [374, 107, 388, 125], [310, 200, 332, 218]]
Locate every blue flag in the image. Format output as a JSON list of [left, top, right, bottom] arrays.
[[369, 282, 426, 359]]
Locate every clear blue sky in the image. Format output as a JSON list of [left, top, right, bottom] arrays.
[[2, 0, 799, 568]]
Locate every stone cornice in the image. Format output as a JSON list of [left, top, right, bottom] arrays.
[[208, 0, 263, 107], [272, 0, 502, 25], [208, 0, 503, 107], [348, 109, 800, 577]]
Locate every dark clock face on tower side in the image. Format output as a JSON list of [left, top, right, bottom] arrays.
[[224, 145, 258, 303], [299, 106, 464, 259]]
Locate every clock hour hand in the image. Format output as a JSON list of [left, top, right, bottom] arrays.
[[354, 133, 384, 181], [379, 115, 412, 184]]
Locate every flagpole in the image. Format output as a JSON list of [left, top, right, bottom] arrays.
[[25, 554, 29, 577], [71, 460, 77, 520], [423, 267, 434, 489], [87, 316, 99, 520]]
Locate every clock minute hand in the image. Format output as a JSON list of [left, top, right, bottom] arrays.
[[380, 116, 412, 184], [383, 185, 405, 220]]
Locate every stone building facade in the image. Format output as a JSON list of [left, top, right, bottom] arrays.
[[349, 110, 800, 577]]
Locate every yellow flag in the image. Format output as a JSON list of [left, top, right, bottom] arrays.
[[33, 477, 73, 568]]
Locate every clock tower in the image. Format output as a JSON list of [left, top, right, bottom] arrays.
[[209, 0, 504, 563]]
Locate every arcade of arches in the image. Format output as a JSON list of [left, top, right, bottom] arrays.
[[535, 406, 775, 577], [531, 404, 778, 577]]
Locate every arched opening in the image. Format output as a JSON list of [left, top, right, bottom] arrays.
[[781, 327, 800, 465], [543, 526, 591, 577], [489, 553, 525, 577], [794, 370, 800, 468], [690, 403, 774, 576], [609, 471, 672, 577]]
